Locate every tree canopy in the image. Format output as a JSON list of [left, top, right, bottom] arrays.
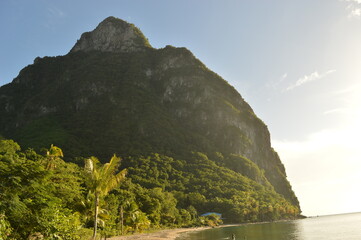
[[0, 139, 300, 239]]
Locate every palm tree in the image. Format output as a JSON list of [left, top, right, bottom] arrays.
[[84, 155, 127, 240], [45, 144, 64, 170]]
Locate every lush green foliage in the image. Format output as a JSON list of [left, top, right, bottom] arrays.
[[0, 140, 84, 239], [84, 155, 126, 239], [0, 23, 301, 237], [0, 140, 300, 239], [125, 153, 299, 223], [0, 46, 299, 208], [0, 213, 12, 240]]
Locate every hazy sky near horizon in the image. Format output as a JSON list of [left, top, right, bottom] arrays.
[[1, 0, 361, 216]]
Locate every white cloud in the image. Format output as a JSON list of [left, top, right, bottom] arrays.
[[266, 72, 287, 90], [47, 7, 65, 18], [350, 8, 361, 17], [332, 84, 359, 95], [331, 83, 361, 118], [285, 70, 336, 91], [43, 7, 66, 30], [341, 0, 361, 18], [323, 108, 347, 115], [344, 0, 361, 4]]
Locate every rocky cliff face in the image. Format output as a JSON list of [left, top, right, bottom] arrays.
[[70, 16, 151, 53], [0, 17, 299, 207]]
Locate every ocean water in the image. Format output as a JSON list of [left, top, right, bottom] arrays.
[[177, 212, 361, 240]]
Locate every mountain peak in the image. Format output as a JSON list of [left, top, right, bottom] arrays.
[[0, 17, 300, 211], [70, 16, 152, 53]]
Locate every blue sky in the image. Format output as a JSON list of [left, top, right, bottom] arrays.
[[1, 0, 361, 216]]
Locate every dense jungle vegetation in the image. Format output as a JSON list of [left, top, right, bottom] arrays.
[[0, 139, 299, 239], [0, 17, 301, 240]]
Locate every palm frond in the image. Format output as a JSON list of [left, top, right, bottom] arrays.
[[85, 155, 127, 196], [102, 168, 127, 195], [83, 153, 127, 239], [84, 158, 94, 172], [47, 144, 64, 157], [103, 154, 121, 176]]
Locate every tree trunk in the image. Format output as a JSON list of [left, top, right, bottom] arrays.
[[93, 194, 99, 240], [120, 205, 124, 235]]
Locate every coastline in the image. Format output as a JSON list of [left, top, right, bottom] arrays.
[[108, 226, 212, 240], [108, 219, 301, 240]]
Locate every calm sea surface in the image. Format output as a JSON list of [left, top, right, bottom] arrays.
[[176, 212, 361, 240]]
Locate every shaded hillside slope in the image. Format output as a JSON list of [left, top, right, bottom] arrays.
[[0, 17, 299, 209]]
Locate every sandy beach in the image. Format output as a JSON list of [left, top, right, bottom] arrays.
[[108, 226, 211, 240], [108, 224, 249, 240]]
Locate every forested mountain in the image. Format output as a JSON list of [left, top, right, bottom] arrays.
[[0, 17, 300, 236]]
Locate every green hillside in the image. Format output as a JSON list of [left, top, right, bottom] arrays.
[[0, 17, 301, 238]]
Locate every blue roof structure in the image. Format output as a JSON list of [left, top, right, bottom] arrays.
[[200, 212, 222, 217]]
